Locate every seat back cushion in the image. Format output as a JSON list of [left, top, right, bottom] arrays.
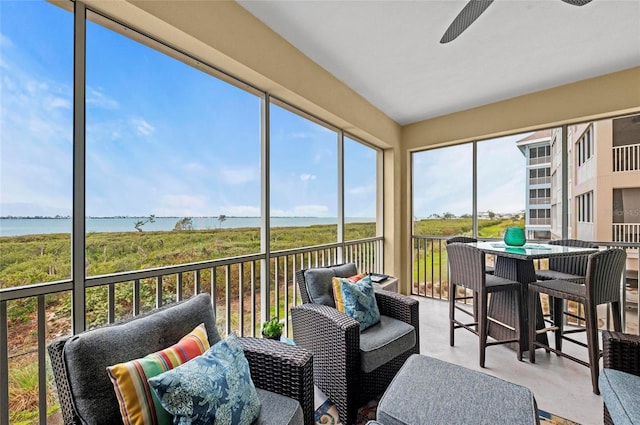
[[303, 263, 358, 307], [62, 293, 219, 425]]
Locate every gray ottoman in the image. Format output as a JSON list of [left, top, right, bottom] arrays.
[[376, 354, 539, 425]]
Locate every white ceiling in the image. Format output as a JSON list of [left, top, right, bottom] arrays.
[[238, 0, 640, 125]]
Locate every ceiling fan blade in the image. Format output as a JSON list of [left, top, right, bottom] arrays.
[[560, 0, 593, 5], [440, 0, 494, 44]]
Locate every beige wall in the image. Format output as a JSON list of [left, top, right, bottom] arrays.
[[83, 0, 640, 294]]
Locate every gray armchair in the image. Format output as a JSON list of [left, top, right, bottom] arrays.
[[291, 263, 419, 425], [48, 294, 314, 425]]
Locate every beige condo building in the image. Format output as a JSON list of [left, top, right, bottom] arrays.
[[550, 114, 640, 283]]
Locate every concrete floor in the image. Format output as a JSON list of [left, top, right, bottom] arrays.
[[417, 296, 605, 425], [314, 295, 639, 424]]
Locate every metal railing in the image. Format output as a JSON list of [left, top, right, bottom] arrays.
[[613, 143, 640, 172], [0, 236, 382, 424]]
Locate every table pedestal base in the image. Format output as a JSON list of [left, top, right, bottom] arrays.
[[489, 256, 548, 352]]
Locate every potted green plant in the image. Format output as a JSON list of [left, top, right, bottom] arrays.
[[261, 317, 283, 340]]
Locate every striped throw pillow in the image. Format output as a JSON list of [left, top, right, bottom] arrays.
[[332, 273, 366, 312], [106, 323, 210, 425]]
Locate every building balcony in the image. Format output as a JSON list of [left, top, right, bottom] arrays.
[[613, 142, 640, 172]]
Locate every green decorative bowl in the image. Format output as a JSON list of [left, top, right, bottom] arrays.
[[504, 227, 526, 246]]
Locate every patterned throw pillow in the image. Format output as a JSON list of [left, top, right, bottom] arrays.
[[332, 273, 366, 312], [106, 323, 210, 425], [148, 333, 261, 425], [336, 275, 381, 331]]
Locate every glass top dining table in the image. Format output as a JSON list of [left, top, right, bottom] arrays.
[[468, 241, 598, 261], [465, 241, 598, 352]]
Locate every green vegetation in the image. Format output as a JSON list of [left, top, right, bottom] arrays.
[[1, 217, 524, 423]]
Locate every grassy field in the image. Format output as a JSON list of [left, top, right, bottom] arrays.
[[1, 217, 523, 423]]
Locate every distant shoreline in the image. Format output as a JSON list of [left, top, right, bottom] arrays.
[[0, 216, 375, 237]]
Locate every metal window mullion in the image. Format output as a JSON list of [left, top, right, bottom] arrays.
[[274, 258, 279, 319], [338, 130, 344, 263], [472, 141, 478, 238], [156, 276, 163, 308], [211, 267, 217, 314], [38, 296, 46, 425], [176, 273, 183, 302], [239, 263, 244, 335], [225, 265, 231, 336], [283, 255, 289, 336], [108, 283, 115, 323], [0, 301, 8, 425], [260, 94, 271, 327], [72, 0, 87, 335], [195, 270, 201, 295], [250, 262, 256, 337], [562, 125, 569, 239], [133, 279, 141, 316]]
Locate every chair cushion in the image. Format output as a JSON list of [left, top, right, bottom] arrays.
[[62, 293, 220, 425], [253, 388, 303, 425], [303, 263, 358, 307], [535, 269, 585, 283], [599, 368, 640, 425], [377, 355, 538, 425], [148, 333, 261, 425], [107, 323, 210, 425], [359, 315, 416, 373]]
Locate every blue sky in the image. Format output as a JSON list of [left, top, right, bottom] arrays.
[[1, 1, 526, 220], [0, 1, 376, 219]]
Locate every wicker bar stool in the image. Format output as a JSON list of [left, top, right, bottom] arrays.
[[528, 248, 627, 394], [446, 236, 495, 274], [535, 239, 597, 283], [446, 243, 524, 367]]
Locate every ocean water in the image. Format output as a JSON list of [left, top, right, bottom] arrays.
[[0, 217, 374, 237]]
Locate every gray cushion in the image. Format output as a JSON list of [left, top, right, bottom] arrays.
[[535, 269, 584, 283], [599, 368, 640, 425], [303, 263, 358, 307], [359, 315, 416, 373], [254, 388, 304, 425], [377, 355, 538, 425], [62, 293, 220, 425]]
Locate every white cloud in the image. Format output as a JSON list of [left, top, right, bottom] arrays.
[[222, 205, 261, 216], [300, 173, 316, 181], [293, 204, 329, 216], [46, 96, 71, 110], [132, 118, 155, 137], [348, 184, 375, 196], [219, 166, 258, 185], [86, 87, 119, 110], [0, 33, 14, 49], [155, 194, 208, 217]]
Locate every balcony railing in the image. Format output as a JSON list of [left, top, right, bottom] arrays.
[[613, 143, 640, 172], [528, 218, 552, 225], [529, 156, 551, 166], [529, 198, 551, 205], [529, 177, 551, 185], [613, 223, 640, 244], [0, 236, 382, 424]]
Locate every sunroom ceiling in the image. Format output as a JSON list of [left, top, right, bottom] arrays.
[[237, 0, 640, 125]]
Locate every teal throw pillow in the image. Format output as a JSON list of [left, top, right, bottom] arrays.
[[338, 275, 381, 331], [147, 333, 261, 425]]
